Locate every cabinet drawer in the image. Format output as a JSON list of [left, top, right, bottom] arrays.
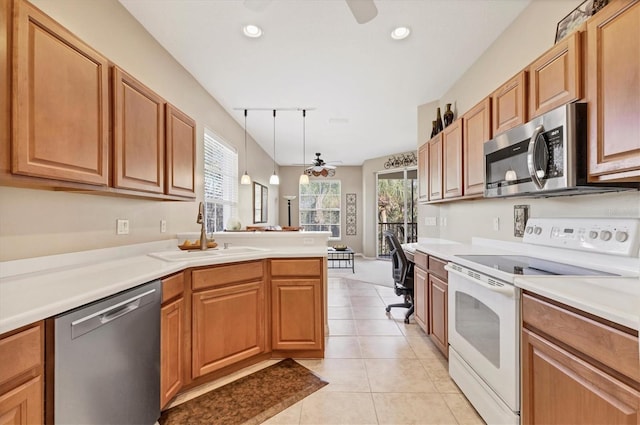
[[270, 258, 322, 277], [162, 272, 184, 303], [522, 293, 640, 383], [427, 256, 447, 280], [0, 323, 43, 387], [192, 261, 263, 291], [414, 251, 428, 271]]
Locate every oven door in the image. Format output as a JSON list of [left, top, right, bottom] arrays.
[[446, 264, 520, 412]]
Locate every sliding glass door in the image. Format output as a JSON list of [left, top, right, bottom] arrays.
[[376, 168, 418, 258]]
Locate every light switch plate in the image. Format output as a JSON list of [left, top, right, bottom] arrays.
[[116, 219, 129, 235]]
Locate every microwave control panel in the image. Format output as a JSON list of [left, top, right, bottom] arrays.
[[541, 126, 564, 178]]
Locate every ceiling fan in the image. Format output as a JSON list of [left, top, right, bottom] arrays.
[[244, 0, 378, 24], [305, 153, 340, 177]]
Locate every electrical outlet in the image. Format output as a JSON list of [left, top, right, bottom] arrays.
[[116, 219, 129, 235], [442, 217, 447, 227], [160, 219, 167, 233], [493, 217, 500, 231]]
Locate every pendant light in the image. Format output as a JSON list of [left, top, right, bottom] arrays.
[[299, 109, 309, 185], [269, 109, 280, 185], [240, 109, 251, 185]]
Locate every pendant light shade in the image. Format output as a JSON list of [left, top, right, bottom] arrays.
[[299, 109, 309, 185], [269, 109, 279, 185], [240, 109, 251, 185]]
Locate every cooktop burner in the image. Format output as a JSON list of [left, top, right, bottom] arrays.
[[455, 255, 618, 276]]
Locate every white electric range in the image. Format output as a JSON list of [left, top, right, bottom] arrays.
[[444, 218, 639, 425]]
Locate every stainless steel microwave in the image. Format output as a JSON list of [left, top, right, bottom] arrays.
[[483, 103, 637, 198]]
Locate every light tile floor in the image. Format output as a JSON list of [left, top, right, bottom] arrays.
[[262, 277, 485, 425]]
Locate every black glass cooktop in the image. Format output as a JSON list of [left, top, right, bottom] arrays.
[[455, 255, 617, 276]]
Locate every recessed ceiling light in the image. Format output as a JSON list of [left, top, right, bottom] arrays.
[[391, 26, 411, 40], [243, 24, 263, 38]]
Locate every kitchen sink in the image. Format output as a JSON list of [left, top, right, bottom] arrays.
[[148, 246, 267, 262]]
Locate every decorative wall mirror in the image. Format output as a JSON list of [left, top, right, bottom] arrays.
[[253, 182, 268, 223]]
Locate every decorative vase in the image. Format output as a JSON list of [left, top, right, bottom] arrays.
[[443, 103, 454, 127], [436, 108, 444, 134], [430, 120, 437, 138]]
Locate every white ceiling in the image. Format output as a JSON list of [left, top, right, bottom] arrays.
[[120, 0, 531, 167]]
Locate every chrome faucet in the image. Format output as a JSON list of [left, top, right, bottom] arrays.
[[196, 202, 207, 250]]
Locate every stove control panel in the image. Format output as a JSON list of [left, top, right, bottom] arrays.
[[523, 218, 639, 257]]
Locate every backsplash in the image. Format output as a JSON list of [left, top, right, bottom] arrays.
[[418, 191, 640, 244]]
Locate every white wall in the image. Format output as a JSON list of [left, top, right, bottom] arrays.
[[0, 0, 278, 261], [416, 0, 640, 243]]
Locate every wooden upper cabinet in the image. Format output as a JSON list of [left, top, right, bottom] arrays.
[[428, 134, 443, 201], [165, 104, 196, 197], [529, 31, 582, 118], [442, 118, 463, 199], [12, 0, 109, 185], [492, 71, 527, 136], [462, 97, 491, 196], [0, 0, 10, 178], [586, 0, 640, 182], [113, 66, 165, 193], [418, 141, 429, 202]]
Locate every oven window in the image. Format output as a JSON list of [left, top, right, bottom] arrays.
[[455, 292, 500, 368]]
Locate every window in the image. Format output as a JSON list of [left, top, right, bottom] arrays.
[[203, 129, 238, 232], [299, 180, 341, 238]]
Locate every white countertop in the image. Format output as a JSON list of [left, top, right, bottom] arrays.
[[411, 238, 640, 332], [0, 238, 328, 335]]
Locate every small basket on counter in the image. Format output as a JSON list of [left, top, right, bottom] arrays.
[[178, 240, 218, 250]]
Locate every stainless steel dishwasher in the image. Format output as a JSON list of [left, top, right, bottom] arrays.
[[52, 279, 161, 425]]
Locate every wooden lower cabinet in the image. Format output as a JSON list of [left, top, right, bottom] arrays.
[[522, 329, 640, 424], [0, 322, 43, 425], [271, 279, 323, 351], [414, 263, 428, 332], [191, 279, 265, 378], [161, 297, 184, 409], [522, 292, 640, 424], [428, 274, 448, 358], [0, 376, 42, 425], [270, 258, 324, 353]]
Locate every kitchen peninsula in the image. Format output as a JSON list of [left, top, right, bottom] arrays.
[[0, 231, 330, 419]]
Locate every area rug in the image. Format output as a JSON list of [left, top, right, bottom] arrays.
[[159, 358, 328, 425], [328, 257, 394, 288]]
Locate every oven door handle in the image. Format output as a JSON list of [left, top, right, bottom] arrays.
[[444, 265, 516, 297], [527, 125, 547, 190]]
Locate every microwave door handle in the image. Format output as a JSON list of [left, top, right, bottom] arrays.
[[527, 125, 545, 189]]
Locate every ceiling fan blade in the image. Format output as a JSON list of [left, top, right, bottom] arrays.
[[345, 0, 378, 24]]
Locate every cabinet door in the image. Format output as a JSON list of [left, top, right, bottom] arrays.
[[113, 66, 165, 193], [492, 71, 527, 136], [0, 376, 42, 425], [414, 267, 428, 333], [428, 134, 443, 201], [192, 280, 265, 378], [586, 0, 640, 181], [0, 0, 10, 178], [463, 97, 491, 196], [12, 0, 109, 185], [417, 141, 429, 202], [522, 328, 640, 425], [428, 274, 448, 358], [272, 279, 323, 351], [442, 119, 463, 199], [161, 297, 183, 409], [529, 31, 582, 118], [165, 104, 196, 197]]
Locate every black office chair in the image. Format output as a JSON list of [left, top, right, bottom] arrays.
[[383, 230, 414, 324]]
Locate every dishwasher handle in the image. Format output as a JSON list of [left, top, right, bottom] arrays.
[[70, 288, 157, 339]]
